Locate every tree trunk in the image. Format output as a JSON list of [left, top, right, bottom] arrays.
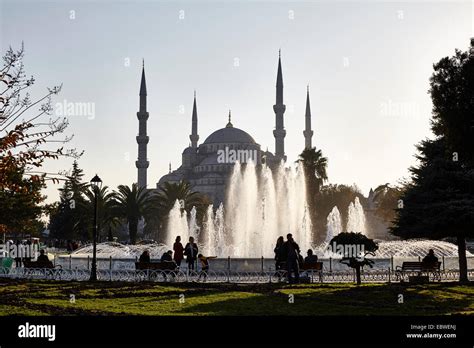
[[129, 219, 138, 245], [355, 265, 361, 285], [457, 235, 468, 283]]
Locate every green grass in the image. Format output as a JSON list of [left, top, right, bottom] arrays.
[[0, 279, 473, 316]]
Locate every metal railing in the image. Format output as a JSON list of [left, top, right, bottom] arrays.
[[1, 267, 473, 283]]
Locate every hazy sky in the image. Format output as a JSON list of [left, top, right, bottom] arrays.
[[1, 0, 472, 203]]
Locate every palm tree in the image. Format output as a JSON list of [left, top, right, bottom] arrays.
[[82, 185, 120, 242], [297, 147, 328, 240], [113, 183, 151, 244], [297, 147, 328, 194], [152, 181, 210, 230], [155, 181, 207, 211]]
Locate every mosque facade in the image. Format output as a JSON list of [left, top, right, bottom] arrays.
[[135, 53, 314, 204]]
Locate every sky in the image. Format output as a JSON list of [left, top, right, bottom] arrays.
[[0, 0, 473, 204]]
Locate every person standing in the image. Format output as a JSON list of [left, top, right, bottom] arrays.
[[173, 236, 184, 267], [281, 233, 300, 284], [274, 236, 284, 272], [184, 236, 198, 271], [14, 240, 22, 267]]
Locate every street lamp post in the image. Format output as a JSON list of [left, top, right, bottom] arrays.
[[89, 174, 102, 281]]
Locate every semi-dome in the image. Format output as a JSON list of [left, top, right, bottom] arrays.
[[203, 127, 256, 144], [182, 146, 196, 154], [198, 154, 220, 166]]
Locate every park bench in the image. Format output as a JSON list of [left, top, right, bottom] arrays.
[[395, 261, 441, 282], [301, 262, 324, 282], [135, 261, 178, 271], [301, 261, 323, 271], [276, 261, 324, 283], [22, 259, 61, 278], [135, 261, 179, 281], [23, 260, 57, 269]]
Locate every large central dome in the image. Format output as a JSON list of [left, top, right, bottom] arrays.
[[203, 126, 256, 144]]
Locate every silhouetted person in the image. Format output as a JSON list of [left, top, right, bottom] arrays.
[[161, 250, 173, 262], [37, 250, 49, 263], [173, 236, 184, 267], [304, 249, 318, 267], [139, 250, 151, 263], [274, 236, 284, 271], [67, 240, 73, 252], [184, 237, 198, 271], [298, 252, 304, 267], [281, 233, 300, 284], [160, 250, 176, 279], [23, 240, 32, 263], [14, 240, 22, 267], [197, 254, 217, 281], [422, 249, 438, 264]]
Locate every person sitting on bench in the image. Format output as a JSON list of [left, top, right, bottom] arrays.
[[36, 249, 49, 263], [304, 249, 318, 267], [422, 249, 438, 264], [139, 250, 151, 263], [161, 250, 173, 262]]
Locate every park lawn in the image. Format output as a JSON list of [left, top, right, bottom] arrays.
[[0, 279, 473, 316]]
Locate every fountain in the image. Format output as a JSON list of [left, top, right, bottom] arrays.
[[70, 162, 471, 266], [374, 239, 467, 258], [203, 203, 227, 256], [325, 206, 343, 243], [70, 242, 168, 259], [346, 197, 367, 234], [165, 200, 189, 247], [164, 161, 312, 257], [188, 206, 200, 241]]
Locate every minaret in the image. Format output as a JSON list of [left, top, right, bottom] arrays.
[[273, 50, 286, 161], [189, 91, 199, 148], [136, 60, 149, 188], [226, 109, 233, 128], [303, 85, 314, 149]]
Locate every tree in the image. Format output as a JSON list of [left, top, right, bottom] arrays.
[[390, 138, 474, 282], [113, 184, 151, 244], [297, 147, 328, 240], [297, 147, 328, 195], [147, 181, 210, 242], [391, 42, 474, 283], [371, 183, 404, 225], [0, 44, 80, 237], [154, 181, 209, 217], [82, 185, 119, 242], [429, 44, 474, 165], [0, 166, 45, 236], [329, 232, 378, 285], [311, 184, 364, 243], [48, 161, 88, 241]]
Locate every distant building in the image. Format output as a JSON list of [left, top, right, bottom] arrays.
[[135, 52, 314, 204]]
